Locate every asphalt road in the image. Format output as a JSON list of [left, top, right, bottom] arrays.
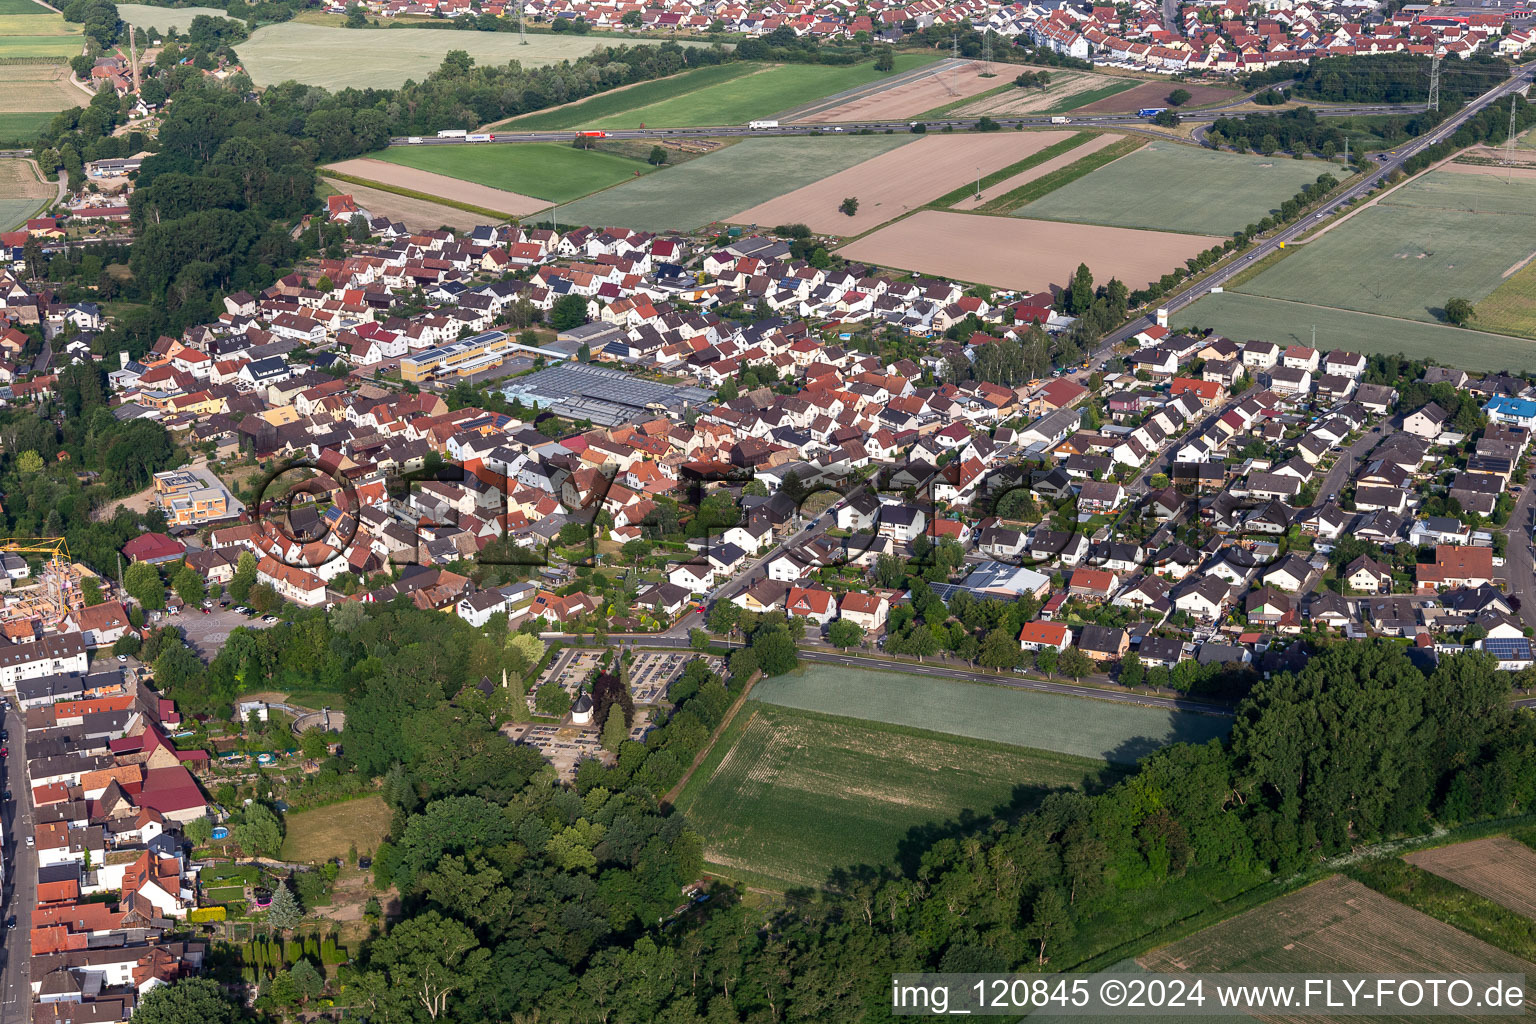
[[1501, 481, 1536, 632], [388, 102, 1425, 146], [1, 701, 34, 1024], [1087, 62, 1536, 363]]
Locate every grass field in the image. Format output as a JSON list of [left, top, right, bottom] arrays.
[[0, 63, 85, 146], [0, 0, 52, 12], [1022, 142, 1329, 236], [1234, 168, 1536, 324], [548, 53, 942, 129], [752, 665, 1230, 764], [989, 135, 1144, 215], [1139, 874, 1536, 1010], [1173, 291, 1536, 371], [675, 703, 1115, 890], [504, 62, 762, 130], [371, 141, 654, 204], [0, 111, 57, 146], [116, 3, 230, 30], [236, 23, 712, 90], [550, 134, 913, 231], [0, 7, 83, 58], [279, 794, 391, 863], [1477, 258, 1536, 339]]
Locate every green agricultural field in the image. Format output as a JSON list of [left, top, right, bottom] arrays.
[[551, 134, 915, 231], [1477, 258, 1536, 340], [372, 141, 654, 204], [675, 704, 1116, 891], [236, 23, 714, 90], [0, 0, 51, 12], [0, 7, 83, 58], [1021, 142, 1330, 236], [1234, 170, 1536, 323], [280, 794, 391, 863], [116, 3, 232, 31], [568, 53, 942, 129], [1173, 291, 1536, 372], [505, 62, 762, 131], [0, 111, 56, 146], [752, 664, 1230, 763], [0, 198, 47, 233]]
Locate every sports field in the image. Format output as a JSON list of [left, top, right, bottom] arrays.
[[370, 142, 654, 204], [1235, 168, 1536, 323], [279, 794, 391, 863], [236, 24, 711, 90], [116, 3, 230, 30], [675, 703, 1114, 890], [549, 135, 913, 231], [1172, 291, 1536, 371], [753, 665, 1230, 764], [1022, 142, 1329, 236], [537, 53, 942, 130], [0, 4, 83, 58], [1139, 874, 1536, 1012]]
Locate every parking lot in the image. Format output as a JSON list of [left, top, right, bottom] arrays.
[[154, 606, 280, 660]]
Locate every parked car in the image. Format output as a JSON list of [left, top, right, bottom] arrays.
[[118, 654, 128, 662]]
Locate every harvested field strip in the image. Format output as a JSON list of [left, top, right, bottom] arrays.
[[1045, 79, 1140, 114], [502, 63, 762, 131], [675, 702, 1110, 891], [324, 158, 548, 214], [989, 135, 1145, 213], [932, 130, 1097, 207], [1350, 855, 1536, 963], [321, 170, 525, 223], [1477, 258, 1536, 340], [730, 131, 1079, 235], [1140, 874, 1536, 1013], [795, 59, 1003, 123], [964, 133, 1124, 212], [1070, 79, 1237, 115], [320, 177, 508, 232], [1404, 836, 1536, 923], [915, 79, 1015, 120], [1173, 288, 1536, 373], [840, 209, 1219, 293], [553, 134, 912, 232]]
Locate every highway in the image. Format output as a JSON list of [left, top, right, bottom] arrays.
[[386, 103, 1426, 146], [1086, 62, 1535, 361]]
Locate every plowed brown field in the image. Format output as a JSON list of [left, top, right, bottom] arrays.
[[1407, 837, 1536, 921]]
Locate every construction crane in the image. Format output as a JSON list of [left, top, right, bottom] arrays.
[[0, 537, 69, 562]]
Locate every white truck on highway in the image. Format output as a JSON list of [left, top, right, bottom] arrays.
[[1050, 116, 1071, 124], [467, 133, 492, 142], [407, 136, 423, 144], [748, 120, 779, 130], [436, 129, 468, 139]]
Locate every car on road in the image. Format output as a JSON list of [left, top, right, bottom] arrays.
[[6, 917, 15, 930], [25, 836, 33, 848], [0, 747, 7, 757]]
